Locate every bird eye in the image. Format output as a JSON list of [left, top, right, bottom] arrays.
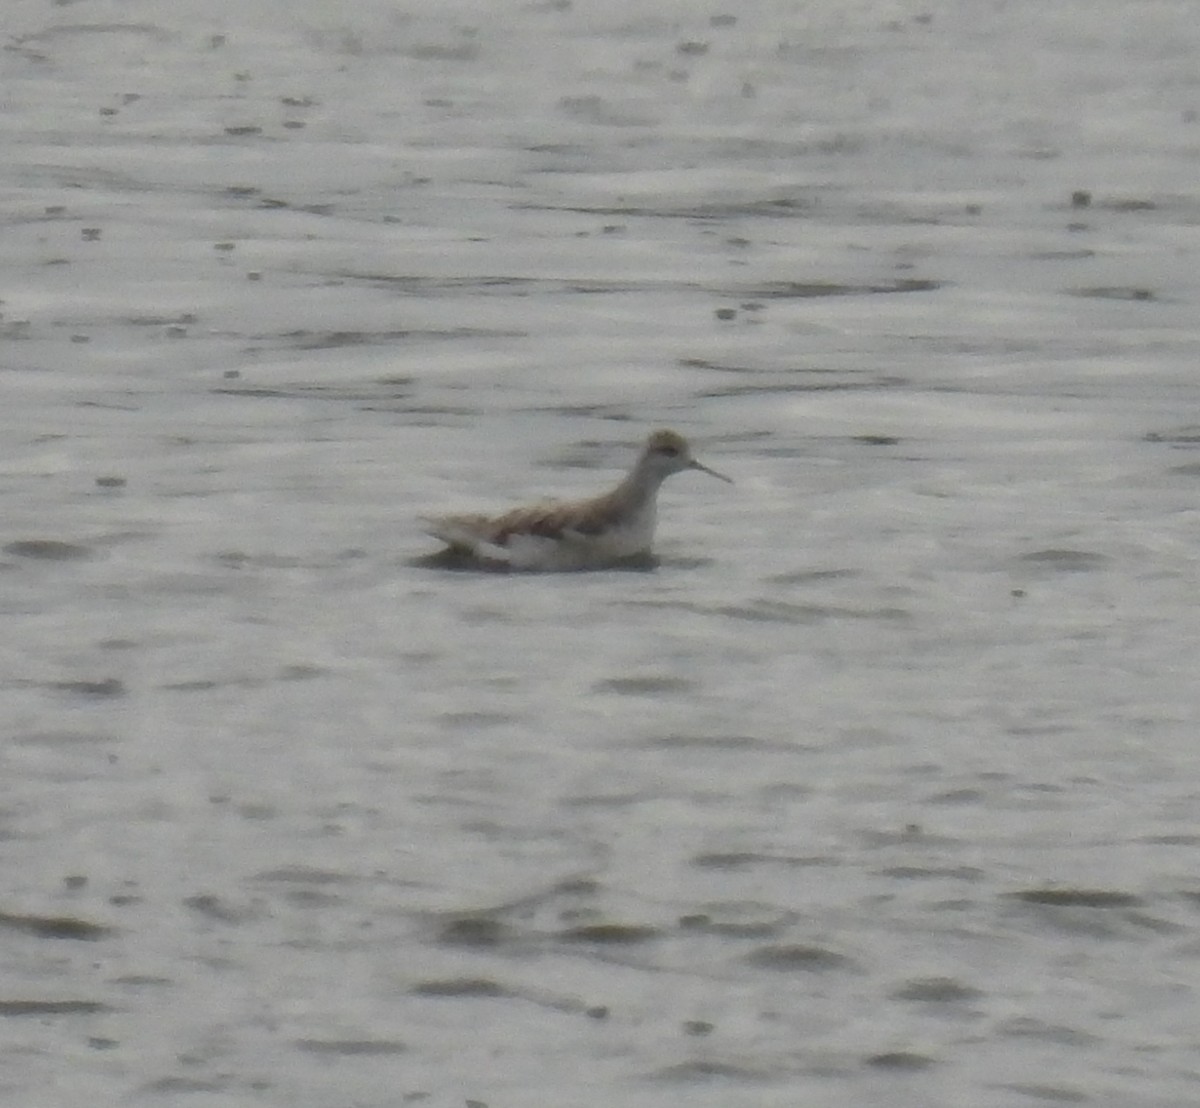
[[656, 444, 679, 457]]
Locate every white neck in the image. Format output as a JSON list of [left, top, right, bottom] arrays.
[[613, 454, 670, 509]]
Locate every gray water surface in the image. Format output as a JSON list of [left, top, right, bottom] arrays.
[[3, 2, 1200, 1105]]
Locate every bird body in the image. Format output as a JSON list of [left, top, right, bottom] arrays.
[[422, 429, 730, 571]]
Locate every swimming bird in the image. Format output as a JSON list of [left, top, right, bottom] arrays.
[[421, 428, 732, 571]]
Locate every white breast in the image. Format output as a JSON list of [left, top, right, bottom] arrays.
[[505, 499, 657, 570]]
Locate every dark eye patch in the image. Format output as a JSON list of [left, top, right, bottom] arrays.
[[655, 444, 680, 457]]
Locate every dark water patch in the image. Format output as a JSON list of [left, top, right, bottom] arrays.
[[995, 1016, 1100, 1046], [182, 894, 251, 924], [630, 597, 908, 624], [748, 277, 941, 299], [295, 1038, 407, 1056], [641, 733, 795, 753], [756, 780, 810, 802], [523, 196, 819, 220], [278, 664, 325, 682], [1016, 145, 1062, 161], [252, 866, 359, 886], [224, 798, 276, 821], [411, 978, 510, 998], [768, 567, 861, 585], [4, 539, 94, 561], [593, 675, 695, 696], [561, 791, 649, 810], [111, 974, 172, 988], [530, 403, 637, 421], [405, 40, 481, 62], [853, 433, 901, 445], [439, 711, 519, 729], [212, 386, 341, 400], [525, 141, 589, 155], [865, 1051, 937, 1071], [1009, 888, 1141, 908], [124, 312, 199, 327], [745, 943, 855, 972], [13, 730, 116, 747], [892, 976, 983, 1003], [557, 923, 662, 944], [211, 369, 480, 401], [993, 1083, 1089, 1103], [1146, 425, 1200, 445], [1179, 890, 1200, 909], [1116, 911, 1182, 935], [47, 678, 126, 698], [411, 548, 660, 574], [557, 94, 656, 127], [858, 822, 948, 847], [1068, 285, 1155, 301], [269, 328, 518, 350], [0, 911, 113, 940], [436, 916, 510, 948], [711, 601, 821, 623], [138, 1077, 227, 1095], [1028, 248, 1095, 260], [284, 888, 343, 909], [678, 357, 785, 374], [544, 437, 646, 470], [679, 357, 906, 394], [213, 551, 306, 569], [827, 603, 909, 622], [856, 195, 986, 223], [678, 901, 798, 938], [651, 555, 712, 571], [1006, 895, 1163, 937], [1102, 198, 1158, 212], [1006, 727, 1075, 741], [282, 330, 417, 349], [1016, 549, 1107, 572], [161, 679, 228, 692], [254, 199, 333, 215], [0, 999, 111, 1017], [683, 1019, 714, 1036], [14, 23, 170, 45], [925, 787, 986, 805], [877, 865, 983, 881], [341, 271, 937, 302], [692, 851, 834, 872], [648, 1059, 773, 1082], [554, 876, 602, 896], [693, 852, 769, 870], [340, 272, 545, 295], [723, 601, 909, 623], [72, 398, 145, 416], [697, 378, 902, 399], [1168, 461, 1200, 476]]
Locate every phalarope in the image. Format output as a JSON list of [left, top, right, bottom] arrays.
[[421, 429, 732, 571]]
